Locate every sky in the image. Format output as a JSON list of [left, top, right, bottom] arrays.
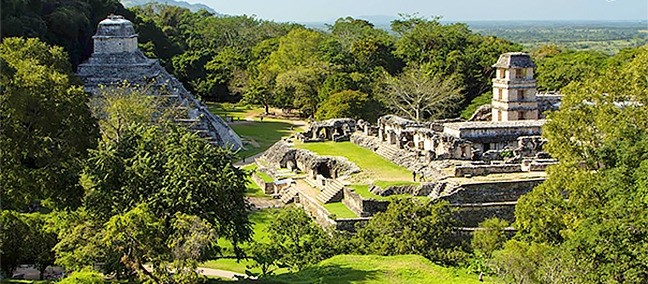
[[186, 0, 648, 23]]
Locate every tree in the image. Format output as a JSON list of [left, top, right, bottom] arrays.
[[315, 90, 381, 122], [0, 0, 130, 67], [391, 15, 520, 114], [534, 50, 608, 91], [0, 210, 29, 276], [499, 45, 648, 282], [53, 87, 252, 282], [471, 218, 509, 259], [22, 213, 58, 279], [0, 37, 98, 211], [381, 66, 463, 121], [353, 198, 467, 265], [266, 208, 334, 270]]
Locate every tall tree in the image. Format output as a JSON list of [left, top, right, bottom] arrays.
[[499, 45, 648, 283], [381, 66, 463, 121], [0, 37, 98, 210], [353, 198, 466, 265]]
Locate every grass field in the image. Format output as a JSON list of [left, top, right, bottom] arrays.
[[241, 164, 267, 198], [203, 208, 291, 276], [265, 254, 498, 284], [207, 103, 302, 159], [295, 142, 415, 183], [214, 208, 277, 256], [323, 202, 358, 218]]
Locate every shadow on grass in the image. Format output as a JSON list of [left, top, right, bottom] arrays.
[[258, 264, 379, 284]]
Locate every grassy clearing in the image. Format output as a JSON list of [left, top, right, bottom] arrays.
[[349, 184, 389, 201], [265, 254, 497, 284], [295, 142, 413, 182], [206, 103, 302, 159], [207, 102, 264, 121], [323, 202, 357, 219], [215, 209, 278, 255], [241, 164, 267, 198], [233, 121, 297, 159]]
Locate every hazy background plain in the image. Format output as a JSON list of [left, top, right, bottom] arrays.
[[185, 0, 647, 23]]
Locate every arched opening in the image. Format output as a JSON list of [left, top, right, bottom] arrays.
[[316, 163, 331, 179]]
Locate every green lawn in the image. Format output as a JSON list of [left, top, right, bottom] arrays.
[[241, 164, 268, 198], [214, 208, 278, 255], [232, 121, 298, 159], [207, 102, 264, 121], [323, 202, 357, 219], [265, 254, 499, 284], [295, 142, 414, 182], [349, 184, 390, 201], [206, 103, 303, 159]]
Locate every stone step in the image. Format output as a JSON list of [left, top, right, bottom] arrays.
[[304, 177, 320, 189], [317, 180, 345, 203], [280, 187, 299, 204]]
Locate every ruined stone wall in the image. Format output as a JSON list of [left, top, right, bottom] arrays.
[[454, 164, 522, 177], [298, 192, 336, 229], [453, 203, 517, 227], [342, 187, 390, 217], [251, 172, 274, 194], [94, 37, 138, 53], [261, 141, 361, 178], [368, 183, 435, 197], [437, 179, 544, 204]]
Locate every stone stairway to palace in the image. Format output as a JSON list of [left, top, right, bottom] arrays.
[[316, 179, 345, 204], [375, 144, 401, 161], [280, 186, 299, 204]]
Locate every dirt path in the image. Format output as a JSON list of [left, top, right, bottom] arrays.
[[196, 266, 249, 280]]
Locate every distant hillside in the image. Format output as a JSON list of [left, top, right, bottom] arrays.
[[266, 254, 494, 283], [121, 0, 219, 14]]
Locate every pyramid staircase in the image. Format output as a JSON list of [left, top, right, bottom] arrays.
[[317, 179, 345, 204], [375, 144, 400, 161], [280, 187, 299, 204]]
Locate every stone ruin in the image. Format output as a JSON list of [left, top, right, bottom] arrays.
[[76, 15, 243, 150], [260, 140, 360, 181], [259, 52, 564, 231], [297, 118, 356, 142]]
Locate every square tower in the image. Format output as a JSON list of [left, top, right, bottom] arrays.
[[491, 52, 539, 122]]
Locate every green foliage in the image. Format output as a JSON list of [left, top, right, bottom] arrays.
[[51, 88, 251, 282], [392, 15, 521, 111], [534, 49, 609, 91], [266, 208, 335, 270], [267, 254, 493, 284], [497, 45, 648, 283], [246, 242, 282, 277], [0, 0, 128, 67], [0, 211, 57, 278], [315, 90, 381, 122], [460, 92, 492, 120], [0, 37, 98, 210], [353, 198, 467, 265], [58, 269, 105, 284], [0, 210, 29, 276], [471, 218, 509, 259]]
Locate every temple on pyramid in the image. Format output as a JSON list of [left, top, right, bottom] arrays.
[[77, 15, 243, 150]]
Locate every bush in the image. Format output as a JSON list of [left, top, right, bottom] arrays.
[[59, 269, 105, 284]]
